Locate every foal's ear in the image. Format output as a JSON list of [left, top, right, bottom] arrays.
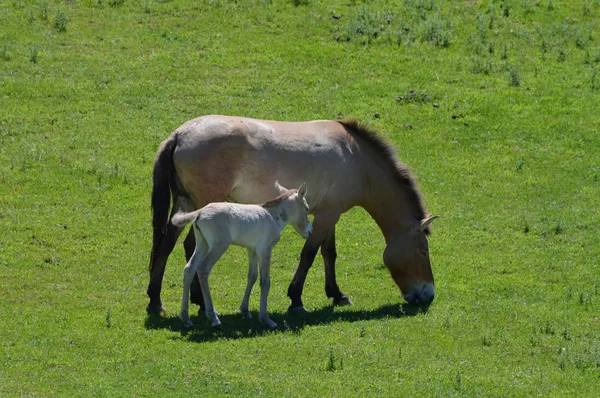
[[420, 215, 439, 232], [274, 180, 287, 193], [298, 182, 308, 198]]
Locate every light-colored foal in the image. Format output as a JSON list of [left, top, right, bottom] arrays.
[[172, 183, 312, 330]]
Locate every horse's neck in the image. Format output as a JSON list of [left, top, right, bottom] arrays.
[[361, 170, 416, 243]]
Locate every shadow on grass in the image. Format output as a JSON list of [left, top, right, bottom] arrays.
[[144, 302, 430, 343]]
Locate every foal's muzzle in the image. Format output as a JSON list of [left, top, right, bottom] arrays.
[[304, 224, 313, 239]]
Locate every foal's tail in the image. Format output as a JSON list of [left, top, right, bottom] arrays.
[[149, 132, 182, 275], [171, 210, 201, 228]]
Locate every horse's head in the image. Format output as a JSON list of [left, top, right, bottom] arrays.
[[383, 215, 438, 305], [276, 181, 312, 239]]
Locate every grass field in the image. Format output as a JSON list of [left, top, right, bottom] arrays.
[[1, 0, 599, 396]]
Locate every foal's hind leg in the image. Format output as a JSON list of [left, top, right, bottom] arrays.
[[197, 242, 229, 329], [322, 226, 352, 306], [184, 228, 205, 311], [240, 248, 258, 319], [180, 238, 206, 329]]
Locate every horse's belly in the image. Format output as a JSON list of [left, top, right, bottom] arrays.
[[228, 181, 279, 205]]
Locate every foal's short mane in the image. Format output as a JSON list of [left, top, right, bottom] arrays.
[[261, 190, 297, 208], [340, 119, 429, 230]]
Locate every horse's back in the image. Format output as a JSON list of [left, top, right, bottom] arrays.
[[172, 115, 363, 211]]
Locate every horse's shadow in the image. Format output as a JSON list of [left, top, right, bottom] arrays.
[[145, 303, 430, 343]]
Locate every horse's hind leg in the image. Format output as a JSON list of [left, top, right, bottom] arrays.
[[184, 228, 205, 311], [240, 248, 258, 319], [322, 226, 352, 306], [147, 221, 185, 313]]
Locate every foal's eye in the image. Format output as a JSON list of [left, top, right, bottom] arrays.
[[418, 249, 428, 257]]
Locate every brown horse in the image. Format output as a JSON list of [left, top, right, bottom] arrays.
[[147, 115, 437, 314]]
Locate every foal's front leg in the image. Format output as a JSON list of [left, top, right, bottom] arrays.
[[240, 248, 258, 319], [257, 250, 277, 329]]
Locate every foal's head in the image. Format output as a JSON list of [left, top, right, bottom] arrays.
[[265, 182, 312, 239], [286, 183, 312, 239], [383, 216, 438, 306], [271, 182, 312, 239]]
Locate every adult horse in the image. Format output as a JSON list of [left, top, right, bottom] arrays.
[[147, 115, 437, 314]]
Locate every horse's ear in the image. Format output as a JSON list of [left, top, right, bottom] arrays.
[[420, 215, 439, 232], [298, 182, 308, 198]]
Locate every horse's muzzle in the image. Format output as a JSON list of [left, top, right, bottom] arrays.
[[403, 283, 435, 305]]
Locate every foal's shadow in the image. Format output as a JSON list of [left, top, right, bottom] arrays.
[[144, 303, 429, 343]]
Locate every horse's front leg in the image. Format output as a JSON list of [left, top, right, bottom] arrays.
[[257, 250, 277, 329], [287, 212, 340, 312], [322, 226, 352, 306]]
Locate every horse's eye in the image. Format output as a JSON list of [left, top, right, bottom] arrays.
[[418, 249, 428, 257]]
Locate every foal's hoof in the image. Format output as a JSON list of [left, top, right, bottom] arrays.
[[183, 319, 194, 329], [146, 303, 166, 314], [212, 323, 223, 331], [240, 310, 252, 319], [333, 296, 353, 307], [259, 315, 278, 330]]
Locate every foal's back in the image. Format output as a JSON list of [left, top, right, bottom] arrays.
[[196, 203, 279, 248]]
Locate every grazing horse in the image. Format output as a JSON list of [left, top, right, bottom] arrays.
[[147, 115, 437, 314], [172, 183, 312, 329]]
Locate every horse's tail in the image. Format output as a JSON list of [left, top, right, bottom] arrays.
[[149, 132, 181, 276], [171, 210, 201, 228]]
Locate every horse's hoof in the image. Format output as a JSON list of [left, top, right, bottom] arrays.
[[183, 320, 193, 329], [287, 305, 307, 315], [240, 310, 252, 319], [146, 303, 166, 314], [267, 322, 279, 330], [212, 323, 223, 331], [333, 296, 353, 307]]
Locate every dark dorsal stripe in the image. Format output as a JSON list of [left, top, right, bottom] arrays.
[[261, 190, 296, 208], [339, 119, 428, 228]]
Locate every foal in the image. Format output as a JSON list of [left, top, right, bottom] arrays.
[[172, 183, 312, 330]]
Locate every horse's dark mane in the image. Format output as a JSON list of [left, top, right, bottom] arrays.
[[339, 119, 429, 229], [261, 190, 296, 208]]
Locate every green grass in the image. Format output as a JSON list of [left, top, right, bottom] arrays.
[[1, 0, 599, 395]]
